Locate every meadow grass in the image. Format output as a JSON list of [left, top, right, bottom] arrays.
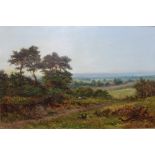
[[2, 86, 155, 129], [108, 88, 136, 99], [24, 110, 122, 129], [23, 95, 155, 129]]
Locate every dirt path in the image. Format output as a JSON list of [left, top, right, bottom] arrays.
[[0, 102, 110, 129]]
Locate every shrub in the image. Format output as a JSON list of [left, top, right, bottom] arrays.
[[113, 78, 123, 85], [47, 88, 66, 103], [100, 104, 153, 122], [94, 89, 111, 98], [43, 70, 72, 90], [135, 79, 155, 98], [73, 87, 112, 99], [74, 87, 94, 97], [23, 85, 45, 97], [0, 70, 9, 97], [116, 105, 153, 122], [0, 96, 31, 105]]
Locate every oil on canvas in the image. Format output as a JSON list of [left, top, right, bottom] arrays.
[[0, 26, 155, 128]]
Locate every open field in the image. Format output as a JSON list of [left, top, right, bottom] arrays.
[[101, 82, 135, 90], [91, 82, 136, 99], [90, 82, 136, 99], [108, 88, 136, 99]]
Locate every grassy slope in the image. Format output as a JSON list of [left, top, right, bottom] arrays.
[[23, 96, 155, 129], [1, 86, 155, 129], [93, 82, 135, 91], [109, 88, 136, 99]]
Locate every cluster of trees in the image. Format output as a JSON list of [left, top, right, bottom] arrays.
[[72, 78, 124, 88], [0, 46, 72, 100], [72, 80, 105, 88], [135, 79, 155, 98], [72, 87, 111, 98], [113, 78, 123, 85]]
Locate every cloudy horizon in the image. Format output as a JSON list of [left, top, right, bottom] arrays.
[[0, 26, 155, 74]]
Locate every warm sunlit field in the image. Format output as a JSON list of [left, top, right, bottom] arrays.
[[108, 88, 136, 99]]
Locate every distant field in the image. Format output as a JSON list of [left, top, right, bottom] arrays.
[[108, 88, 136, 99], [92, 82, 136, 99], [104, 82, 135, 90]]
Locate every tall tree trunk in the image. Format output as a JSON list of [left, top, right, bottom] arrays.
[[19, 65, 24, 87], [19, 65, 23, 76], [32, 71, 37, 84]]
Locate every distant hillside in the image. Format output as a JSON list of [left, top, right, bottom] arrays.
[[73, 72, 155, 80]]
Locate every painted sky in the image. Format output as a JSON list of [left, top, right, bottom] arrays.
[[0, 26, 155, 73]]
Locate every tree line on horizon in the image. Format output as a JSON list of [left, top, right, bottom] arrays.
[[72, 78, 124, 88]]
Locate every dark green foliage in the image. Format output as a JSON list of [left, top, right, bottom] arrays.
[[23, 85, 45, 97], [105, 82, 110, 86], [7, 73, 25, 96], [8, 48, 29, 75], [41, 52, 72, 72], [43, 70, 72, 90], [25, 46, 41, 83], [42, 52, 72, 93], [75, 87, 94, 97], [73, 87, 111, 99], [7, 48, 72, 100], [113, 78, 123, 85], [71, 80, 105, 88], [0, 70, 9, 97], [0, 46, 73, 115], [7, 73, 45, 97], [9, 46, 41, 81], [46, 88, 66, 103], [93, 89, 111, 98], [135, 79, 155, 98]]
